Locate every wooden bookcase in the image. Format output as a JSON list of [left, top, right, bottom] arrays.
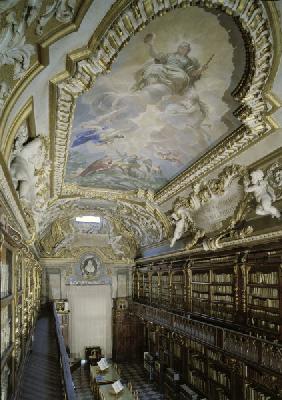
[[132, 243, 282, 400], [0, 227, 41, 400], [133, 247, 282, 341]]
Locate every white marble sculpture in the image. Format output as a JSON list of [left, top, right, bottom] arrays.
[[170, 206, 192, 247], [9, 124, 46, 205], [0, 11, 35, 79], [36, 0, 76, 35], [244, 169, 280, 219]]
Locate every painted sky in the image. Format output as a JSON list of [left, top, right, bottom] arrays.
[[65, 6, 244, 191]]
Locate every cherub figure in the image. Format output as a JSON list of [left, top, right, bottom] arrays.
[[170, 206, 192, 247], [244, 169, 280, 219]]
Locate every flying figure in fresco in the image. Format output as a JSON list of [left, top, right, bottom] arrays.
[[157, 151, 183, 165], [72, 129, 124, 147], [79, 157, 113, 177], [132, 32, 214, 95]]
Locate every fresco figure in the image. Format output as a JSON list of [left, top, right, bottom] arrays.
[[132, 33, 202, 95]]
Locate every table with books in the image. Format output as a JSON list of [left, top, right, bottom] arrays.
[[99, 384, 135, 400], [90, 365, 120, 397]]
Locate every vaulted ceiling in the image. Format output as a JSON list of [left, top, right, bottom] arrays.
[[0, 0, 281, 261]]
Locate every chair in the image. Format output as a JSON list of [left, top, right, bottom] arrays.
[[133, 390, 139, 400]]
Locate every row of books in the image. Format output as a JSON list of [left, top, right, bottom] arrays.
[[192, 273, 209, 283], [192, 292, 209, 300], [213, 273, 233, 284], [248, 317, 279, 332], [248, 297, 279, 309], [214, 295, 233, 303], [248, 272, 278, 285], [245, 385, 272, 400], [192, 284, 209, 293], [212, 285, 233, 294], [0, 264, 10, 299], [208, 366, 230, 388], [248, 287, 278, 298]]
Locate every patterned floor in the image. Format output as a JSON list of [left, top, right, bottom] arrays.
[[119, 363, 163, 400], [72, 366, 93, 400], [72, 362, 163, 400]]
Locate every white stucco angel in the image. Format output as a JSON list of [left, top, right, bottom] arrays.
[[9, 124, 46, 205], [170, 206, 192, 247], [244, 169, 280, 219], [0, 11, 35, 79]]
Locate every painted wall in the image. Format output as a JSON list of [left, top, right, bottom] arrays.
[[41, 258, 132, 359], [66, 285, 112, 358]]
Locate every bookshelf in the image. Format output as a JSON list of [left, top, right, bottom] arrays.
[[161, 273, 170, 306], [210, 270, 234, 322], [134, 248, 282, 340], [133, 244, 282, 400], [138, 312, 282, 400], [172, 271, 185, 311], [1, 226, 42, 400], [192, 270, 210, 315], [246, 265, 281, 336], [151, 273, 159, 305]]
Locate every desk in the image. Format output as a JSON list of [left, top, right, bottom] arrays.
[[90, 366, 120, 397], [99, 384, 134, 400]]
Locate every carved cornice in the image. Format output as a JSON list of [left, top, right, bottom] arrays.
[[50, 0, 278, 205], [136, 229, 282, 265]]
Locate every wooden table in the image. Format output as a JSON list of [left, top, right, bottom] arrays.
[[99, 384, 135, 400], [90, 366, 120, 397]]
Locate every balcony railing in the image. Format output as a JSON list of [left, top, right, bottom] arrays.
[[53, 303, 76, 400], [130, 301, 282, 375]]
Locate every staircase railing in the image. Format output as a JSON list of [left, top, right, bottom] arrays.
[[53, 303, 76, 400]]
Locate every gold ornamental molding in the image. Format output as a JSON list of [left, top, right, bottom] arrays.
[[50, 0, 281, 206], [136, 230, 282, 265], [0, 0, 92, 146]]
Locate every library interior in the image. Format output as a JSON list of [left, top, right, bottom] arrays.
[[0, 1, 282, 400]]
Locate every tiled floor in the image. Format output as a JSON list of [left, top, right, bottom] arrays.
[[119, 363, 163, 400], [72, 366, 93, 400], [72, 362, 163, 400]]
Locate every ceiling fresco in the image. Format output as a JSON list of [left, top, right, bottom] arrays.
[[64, 6, 245, 192]]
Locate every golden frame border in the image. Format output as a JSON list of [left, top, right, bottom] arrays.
[[50, 0, 281, 206]]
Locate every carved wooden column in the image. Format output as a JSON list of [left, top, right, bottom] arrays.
[[168, 263, 173, 308], [187, 262, 192, 313], [240, 254, 250, 328]]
